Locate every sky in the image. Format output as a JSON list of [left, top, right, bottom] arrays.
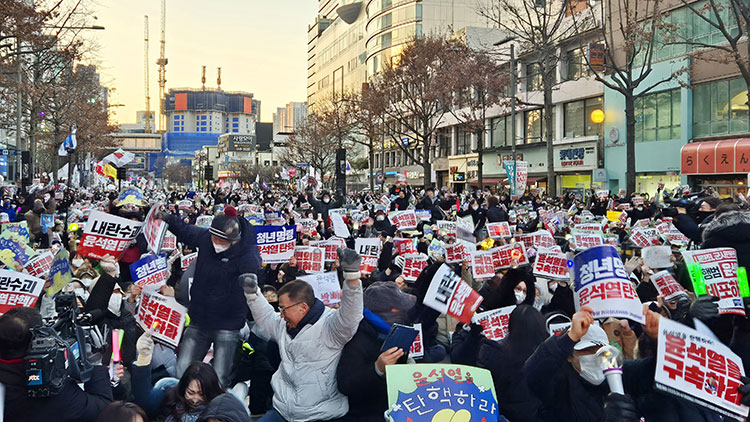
[[82, 0, 318, 124]]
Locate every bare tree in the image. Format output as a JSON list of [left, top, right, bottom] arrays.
[[164, 161, 192, 185], [569, 0, 678, 194], [352, 83, 387, 191], [282, 113, 339, 188], [479, 0, 573, 196], [370, 35, 463, 187]]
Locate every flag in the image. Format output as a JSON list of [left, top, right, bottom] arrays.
[[57, 130, 77, 157], [102, 148, 135, 167], [95, 161, 105, 176], [103, 164, 118, 180], [346, 160, 352, 173]]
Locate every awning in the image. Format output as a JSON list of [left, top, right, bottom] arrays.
[[500, 176, 546, 186], [469, 178, 502, 186], [681, 138, 750, 175]]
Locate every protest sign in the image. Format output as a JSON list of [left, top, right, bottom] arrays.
[[355, 237, 382, 275], [682, 248, 745, 316], [533, 252, 571, 280], [40, 214, 54, 234], [130, 254, 169, 290], [490, 242, 529, 269], [78, 210, 142, 260], [486, 222, 512, 239], [310, 237, 346, 262], [402, 254, 428, 282], [655, 317, 749, 419], [504, 160, 528, 199], [386, 364, 499, 422], [298, 218, 317, 235], [651, 270, 687, 301], [328, 208, 347, 217], [295, 246, 325, 273], [349, 211, 369, 224], [299, 272, 342, 306], [178, 200, 192, 211], [665, 228, 690, 246], [143, 204, 168, 254], [471, 251, 496, 280], [0, 231, 37, 269], [389, 210, 419, 231], [1, 221, 30, 244], [456, 216, 475, 242], [572, 233, 604, 250], [195, 215, 213, 228], [117, 187, 147, 206], [23, 251, 54, 278], [427, 239, 445, 261], [423, 264, 483, 324], [136, 290, 187, 348], [437, 220, 457, 238], [632, 196, 644, 206], [246, 213, 264, 225], [574, 245, 645, 324], [47, 249, 73, 297], [330, 213, 351, 238], [596, 190, 609, 199], [516, 230, 556, 251], [643, 246, 673, 269], [181, 252, 198, 271], [0, 269, 44, 315], [573, 223, 604, 235], [472, 305, 516, 341], [162, 232, 177, 251], [444, 243, 467, 264], [607, 211, 624, 222], [255, 225, 297, 264], [408, 323, 424, 359], [415, 209, 431, 222], [630, 227, 661, 248], [393, 237, 417, 256]]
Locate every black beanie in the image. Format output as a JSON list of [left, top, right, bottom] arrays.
[[209, 206, 241, 241]]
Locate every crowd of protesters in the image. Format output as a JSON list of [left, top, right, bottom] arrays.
[[1, 175, 750, 422]]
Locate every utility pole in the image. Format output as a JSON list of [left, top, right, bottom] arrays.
[[16, 38, 22, 183], [144, 16, 151, 133], [511, 43, 516, 177]]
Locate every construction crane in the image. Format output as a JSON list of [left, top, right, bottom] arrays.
[[156, 0, 167, 131], [144, 15, 151, 133]]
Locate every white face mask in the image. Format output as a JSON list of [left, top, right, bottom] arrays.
[[213, 241, 230, 253], [108, 292, 122, 316], [44, 194, 50, 202], [548, 283, 558, 293], [514, 290, 526, 304], [72, 259, 84, 267], [376, 215, 385, 221], [472, 205, 479, 211], [578, 354, 606, 385], [73, 288, 89, 303], [323, 198, 330, 204]]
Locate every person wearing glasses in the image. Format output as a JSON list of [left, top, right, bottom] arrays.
[[240, 248, 364, 422]]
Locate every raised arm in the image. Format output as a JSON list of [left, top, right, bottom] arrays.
[[324, 248, 364, 348]]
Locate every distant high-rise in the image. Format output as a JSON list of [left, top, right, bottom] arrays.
[[273, 102, 308, 134]]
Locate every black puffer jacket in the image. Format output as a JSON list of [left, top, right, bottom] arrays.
[[702, 210, 750, 269], [198, 393, 250, 422]]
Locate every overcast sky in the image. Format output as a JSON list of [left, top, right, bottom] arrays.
[[84, 0, 317, 124]]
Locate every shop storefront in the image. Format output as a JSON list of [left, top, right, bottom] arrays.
[[681, 138, 750, 198], [635, 173, 682, 195], [449, 154, 478, 193], [553, 138, 599, 198]]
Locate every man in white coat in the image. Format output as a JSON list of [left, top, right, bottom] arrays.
[[241, 248, 364, 422]]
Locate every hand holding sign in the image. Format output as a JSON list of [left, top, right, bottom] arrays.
[[569, 306, 595, 342]]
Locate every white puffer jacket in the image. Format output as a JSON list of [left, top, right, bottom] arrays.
[[248, 281, 363, 422]]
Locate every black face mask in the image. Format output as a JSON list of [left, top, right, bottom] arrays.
[[696, 210, 713, 224]]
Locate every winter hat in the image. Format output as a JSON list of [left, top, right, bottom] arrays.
[[197, 393, 251, 422], [33, 199, 44, 212], [209, 206, 241, 242], [364, 281, 416, 325], [574, 322, 609, 351]]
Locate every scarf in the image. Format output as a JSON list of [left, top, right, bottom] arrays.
[[286, 299, 325, 339]]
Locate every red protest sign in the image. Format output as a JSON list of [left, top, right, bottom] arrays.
[[423, 264, 483, 324], [0, 270, 44, 315], [486, 222, 511, 239], [472, 305, 515, 341], [389, 210, 419, 231], [402, 254, 428, 282], [162, 232, 177, 251], [394, 237, 417, 256], [656, 317, 749, 419], [78, 210, 142, 260], [181, 252, 198, 271], [533, 252, 570, 280], [295, 246, 325, 273], [445, 243, 467, 264], [136, 290, 187, 348], [355, 237, 382, 275], [490, 242, 528, 269]]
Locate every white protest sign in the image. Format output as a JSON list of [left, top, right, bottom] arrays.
[[137, 290, 187, 348], [355, 237, 382, 275], [472, 305, 516, 341], [78, 210, 142, 260], [181, 252, 198, 271], [402, 254, 428, 282], [389, 210, 419, 231], [408, 323, 424, 359], [299, 272, 342, 306], [630, 227, 661, 248], [0, 269, 45, 315], [650, 270, 687, 301], [295, 246, 325, 273], [533, 252, 571, 280], [490, 242, 529, 269], [572, 233, 604, 250], [437, 220, 457, 238], [682, 248, 745, 316], [486, 222, 511, 239], [471, 251, 495, 280], [643, 246, 673, 269], [656, 317, 749, 419], [310, 237, 346, 262], [23, 251, 54, 279], [573, 245, 645, 324], [423, 264, 483, 324], [196, 215, 213, 228], [330, 213, 350, 238], [143, 204, 168, 254], [298, 218, 317, 235], [445, 243, 467, 264]]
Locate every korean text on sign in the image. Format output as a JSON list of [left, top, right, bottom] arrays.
[[424, 264, 483, 324], [651, 270, 687, 301], [389, 210, 419, 230], [471, 251, 495, 280], [491, 242, 528, 269], [143, 204, 168, 253], [656, 317, 749, 419], [78, 210, 143, 260], [295, 246, 325, 273], [0, 269, 44, 315], [533, 252, 570, 280], [486, 222, 511, 239], [574, 245, 645, 324], [472, 305, 516, 341], [682, 248, 745, 316], [310, 237, 346, 262], [137, 290, 187, 348], [255, 225, 297, 264], [572, 233, 604, 250], [402, 254, 428, 282], [355, 237, 382, 276], [181, 252, 198, 271], [23, 251, 54, 278], [299, 272, 342, 306], [130, 254, 169, 289]]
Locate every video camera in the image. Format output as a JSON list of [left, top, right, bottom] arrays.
[[661, 190, 706, 218], [24, 292, 94, 398]]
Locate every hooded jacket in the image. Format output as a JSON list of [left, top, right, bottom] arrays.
[[197, 393, 250, 422], [247, 280, 363, 422], [702, 210, 750, 269], [166, 213, 261, 330]]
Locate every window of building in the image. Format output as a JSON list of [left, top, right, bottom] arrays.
[[563, 96, 604, 138], [437, 128, 451, 157], [490, 115, 512, 147], [634, 88, 681, 142], [232, 117, 238, 122], [264, 161, 270, 166], [566, 48, 591, 80], [524, 108, 556, 143], [693, 77, 748, 138], [526, 63, 543, 91], [456, 129, 472, 155]]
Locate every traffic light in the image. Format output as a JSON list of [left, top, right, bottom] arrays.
[[116, 167, 127, 180], [204, 165, 213, 181]]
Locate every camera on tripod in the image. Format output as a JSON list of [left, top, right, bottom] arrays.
[[24, 292, 94, 398], [661, 190, 706, 218]]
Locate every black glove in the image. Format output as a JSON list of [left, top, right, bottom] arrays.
[[157, 210, 171, 222], [670, 295, 691, 322], [337, 247, 362, 281], [739, 376, 750, 406], [603, 393, 639, 422], [689, 295, 720, 322]]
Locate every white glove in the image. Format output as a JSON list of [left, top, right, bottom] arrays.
[[135, 330, 154, 367], [240, 273, 258, 302]]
